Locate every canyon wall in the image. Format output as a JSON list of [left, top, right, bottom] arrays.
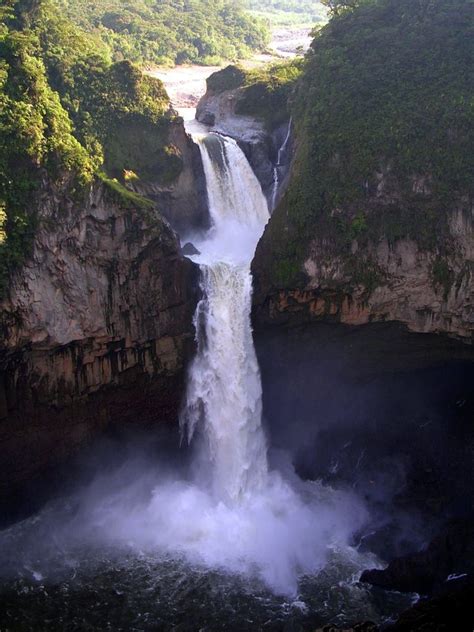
[[253, 195, 474, 343], [0, 172, 199, 507], [252, 1, 474, 346]]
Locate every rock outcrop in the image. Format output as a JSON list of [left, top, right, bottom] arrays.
[[359, 518, 474, 632], [0, 173, 199, 506], [196, 67, 294, 208], [360, 518, 474, 595], [130, 117, 210, 235]]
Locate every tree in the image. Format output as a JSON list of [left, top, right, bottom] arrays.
[[321, 0, 369, 16]]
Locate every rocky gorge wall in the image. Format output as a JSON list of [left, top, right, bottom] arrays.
[[253, 196, 474, 344], [130, 117, 210, 235], [251, 0, 474, 347], [0, 164, 200, 511]]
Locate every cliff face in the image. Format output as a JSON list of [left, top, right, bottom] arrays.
[[253, 191, 474, 344], [130, 117, 210, 234], [0, 173, 198, 502], [252, 0, 474, 346]]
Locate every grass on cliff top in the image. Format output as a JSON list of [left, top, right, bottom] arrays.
[[98, 174, 155, 210]]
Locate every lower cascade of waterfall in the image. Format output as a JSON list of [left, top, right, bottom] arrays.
[[0, 126, 415, 630]]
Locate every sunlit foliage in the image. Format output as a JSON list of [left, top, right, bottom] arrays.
[[59, 0, 269, 66]]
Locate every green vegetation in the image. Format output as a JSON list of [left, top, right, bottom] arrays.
[[60, 0, 269, 67], [99, 173, 155, 210], [264, 0, 474, 290], [236, 59, 304, 129], [320, 0, 371, 16], [0, 0, 97, 295], [432, 257, 455, 300], [207, 65, 247, 95]]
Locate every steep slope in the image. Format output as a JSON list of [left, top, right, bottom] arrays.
[[252, 0, 474, 344]]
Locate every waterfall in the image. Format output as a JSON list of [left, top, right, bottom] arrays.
[[271, 118, 292, 211], [0, 126, 370, 601], [181, 133, 270, 502]]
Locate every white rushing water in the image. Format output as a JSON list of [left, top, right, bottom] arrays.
[[146, 129, 367, 593], [181, 133, 269, 502]]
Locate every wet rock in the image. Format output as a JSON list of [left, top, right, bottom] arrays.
[[360, 517, 474, 595], [385, 577, 474, 631], [198, 111, 215, 127], [182, 242, 201, 256]]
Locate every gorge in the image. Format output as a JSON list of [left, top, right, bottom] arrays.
[[1, 0, 473, 630]]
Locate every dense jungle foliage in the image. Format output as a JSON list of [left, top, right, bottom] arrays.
[[0, 0, 178, 295], [60, 0, 269, 67], [263, 0, 474, 288]]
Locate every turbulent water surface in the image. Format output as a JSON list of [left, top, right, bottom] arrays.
[[0, 127, 414, 631]]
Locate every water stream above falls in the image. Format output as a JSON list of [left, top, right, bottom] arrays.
[[0, 125, 415, 631]]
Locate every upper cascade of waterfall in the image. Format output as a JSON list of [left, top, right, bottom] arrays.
[[181, 131, 270, 503], [192, 133, 270, 266]]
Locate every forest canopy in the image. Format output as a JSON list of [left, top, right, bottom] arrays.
[[246, 0, 323, 15], [59, 0, 269, 66], [246, 0, 327, 26]]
